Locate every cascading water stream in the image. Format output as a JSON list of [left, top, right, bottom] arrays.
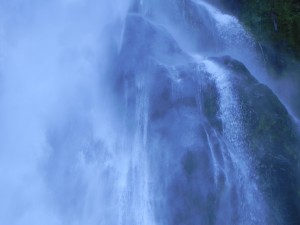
[[0, 0, 299, 225], [201, 60, 268, 224]]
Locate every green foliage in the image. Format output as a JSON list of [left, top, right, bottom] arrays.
[[239, 0, 300, 58]]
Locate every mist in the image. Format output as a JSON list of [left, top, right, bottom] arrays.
[[1, 1, 299, 225], [0, 1, 131, 224]]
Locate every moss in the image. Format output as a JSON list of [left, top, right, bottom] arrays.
[[220, 0, 300, 77], [256, 115, 275, 132], [239, 0, 300, 57], [213, 55, 300, 224]]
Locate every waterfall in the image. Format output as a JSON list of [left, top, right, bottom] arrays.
[[0, 0, 299, 225], [202, 60, 267, 224]]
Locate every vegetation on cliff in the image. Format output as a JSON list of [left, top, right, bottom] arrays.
[[222, 0, 300, 60], [219, 0, 300, 115]]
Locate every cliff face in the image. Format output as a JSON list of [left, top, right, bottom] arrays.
[[220, 0, 300, 57], [114, 7, 300, 223], [218, 0, 300, 71], [216, 0, 300, 117]]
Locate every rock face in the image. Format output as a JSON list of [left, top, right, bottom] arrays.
[[212, 56, 300, 225], [114, 11, 300, 225]]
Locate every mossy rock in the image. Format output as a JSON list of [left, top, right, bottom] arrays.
[[212, 56, 300, 225]]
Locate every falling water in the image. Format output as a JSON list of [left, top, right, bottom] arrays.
[[0, 0, 299, 225]]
